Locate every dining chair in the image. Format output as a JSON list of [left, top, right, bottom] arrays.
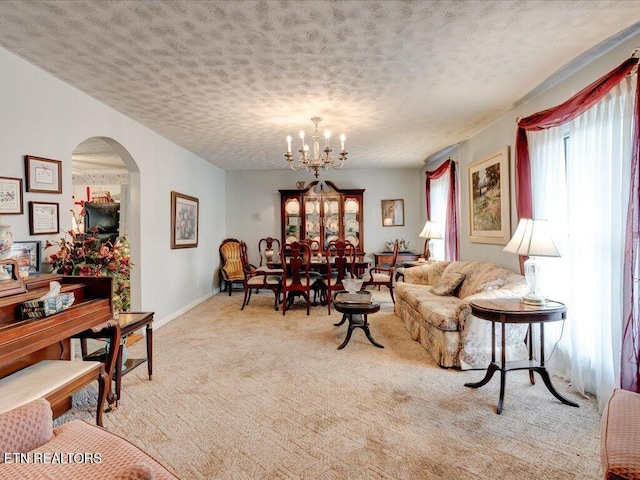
[[280, 241, 312, 315], [258, 237, 281, 266], [362, 239, 399, 303], [219, 238, 247, 296], [240, 241, 283, 311], [324, 239, 357, 315], [300, 238, 325, 304]]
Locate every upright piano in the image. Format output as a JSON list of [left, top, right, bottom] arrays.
[[0, 259, 119, 419]]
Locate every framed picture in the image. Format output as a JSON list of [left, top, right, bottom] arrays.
[[28, 201, 60, 235], [171, 191, 199, 249], [468, 146, 511, 244], [381, 199, 404, 227], [24, 155, 62, 193], [8, 241, 41, 273], [0, 176, 23, 214]]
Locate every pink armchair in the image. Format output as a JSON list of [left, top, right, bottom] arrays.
[[0, 399, 179, 479]]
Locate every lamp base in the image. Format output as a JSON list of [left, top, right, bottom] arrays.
[[521, 293, 547, 306]]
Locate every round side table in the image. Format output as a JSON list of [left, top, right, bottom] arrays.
[[464, 298, 578, 414]]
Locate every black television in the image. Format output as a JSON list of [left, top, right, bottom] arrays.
[[84, 202, 120, 243]]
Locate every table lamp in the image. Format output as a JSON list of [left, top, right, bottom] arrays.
[[503, 218, 560, 306], [418, 220, 442, 260]]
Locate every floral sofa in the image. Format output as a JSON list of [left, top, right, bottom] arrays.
[[394, 261, 530, 369]]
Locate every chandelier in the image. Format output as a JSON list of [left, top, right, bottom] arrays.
[[284, 117, 347, 178]]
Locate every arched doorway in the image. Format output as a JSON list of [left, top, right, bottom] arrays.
[[71, 137, 141, 311]]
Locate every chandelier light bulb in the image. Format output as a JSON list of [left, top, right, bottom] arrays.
[[340, 134, 346, 151], [286, 135, 292, 154]]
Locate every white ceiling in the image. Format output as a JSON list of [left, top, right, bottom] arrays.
[[0, 0, 639, 173]]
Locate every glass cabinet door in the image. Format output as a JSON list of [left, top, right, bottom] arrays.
[[343, 195, 361, 251], [284, 197, 301, 243], [304, 197, 321, 249], [323, 195, 341, 249]]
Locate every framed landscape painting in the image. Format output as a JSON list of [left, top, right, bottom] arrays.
[[468, 147, 511, 244], [171, 191, 199, 249], [8, 241, 41, 273]]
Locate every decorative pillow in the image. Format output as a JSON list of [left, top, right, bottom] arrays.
[[474, 278, 505, 293], [431, 272, 466, 296], [0, 398, 53, 455]]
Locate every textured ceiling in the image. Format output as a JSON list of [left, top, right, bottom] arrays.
[[0, 1, 639, 172]]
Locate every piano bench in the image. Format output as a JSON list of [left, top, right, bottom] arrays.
[[0, 359, 107, 426]]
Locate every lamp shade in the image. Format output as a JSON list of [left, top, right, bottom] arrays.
[[503, 218, 560, 257], [419, 221, 443, 239]]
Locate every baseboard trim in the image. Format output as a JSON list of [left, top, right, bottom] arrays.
[[154, 288, 219, 330]]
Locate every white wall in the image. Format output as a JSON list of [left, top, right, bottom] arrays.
[[0, 46, 226, 326], [421, 30, 640, 273], [226, 168, 422, 266]]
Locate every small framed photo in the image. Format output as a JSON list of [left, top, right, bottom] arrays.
[[8, 241, 41, 273], [25, 155, 62, 193], [171, 191, 199, 249], [468, 146, 511, 244], [0, 176, 23, 214], [28, 201, 60, 235], [381, 199, 404, 227]]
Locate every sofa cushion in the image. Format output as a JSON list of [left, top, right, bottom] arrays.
[[403, 261, 451, 285], [441, 261, 522, 299], [431, 272, 466, 296], [0, 398, 53, 456], [474, 278, 505, 293], [395, 282, 461, 331]]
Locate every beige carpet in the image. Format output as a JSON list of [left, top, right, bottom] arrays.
[[60, 289, 602, 479]]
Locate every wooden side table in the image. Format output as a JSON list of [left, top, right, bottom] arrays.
[[374, 251, 420, 269], [82, 311, 154, 405], [464, 298, 578, 414], [332, 292, 383, 350]]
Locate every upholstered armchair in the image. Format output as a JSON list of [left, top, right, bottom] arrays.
[[0, 398, 179, 479], [219, 238, 247, 296]]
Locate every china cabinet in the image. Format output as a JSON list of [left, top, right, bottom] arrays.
[[279, 181, 365, 253]]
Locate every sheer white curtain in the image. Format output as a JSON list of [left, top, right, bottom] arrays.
[[528, 78, 635, 411], [429, 171, 448, 261]]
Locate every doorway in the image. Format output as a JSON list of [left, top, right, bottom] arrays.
[[71, 137, 141, 311]]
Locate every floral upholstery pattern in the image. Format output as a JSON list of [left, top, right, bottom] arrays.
[[431, 272, 466, 296], [395, 261, 530, 369]]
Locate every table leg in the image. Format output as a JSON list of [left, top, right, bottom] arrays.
[[361, 314, 384, 349], [334, 314, 347, 327], [115, 340, 123, 403], [337, 315, 355, 350], [464, 362, 500, 388], [146, 323, 153, 381], [533, 367, 579, 407], [497, 369, 507, 414], [528, 323, 535, 385]]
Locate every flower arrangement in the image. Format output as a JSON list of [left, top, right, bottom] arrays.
[[45, 228, 131, 312]]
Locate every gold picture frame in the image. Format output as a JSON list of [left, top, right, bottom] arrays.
[[468, 147, 511, 244], [381, 199, 404, 227], [171, 191, 199, 249]]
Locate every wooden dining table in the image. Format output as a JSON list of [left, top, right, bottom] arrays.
[[269, 255, 374, 307], [269, 255, 373, 277]]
